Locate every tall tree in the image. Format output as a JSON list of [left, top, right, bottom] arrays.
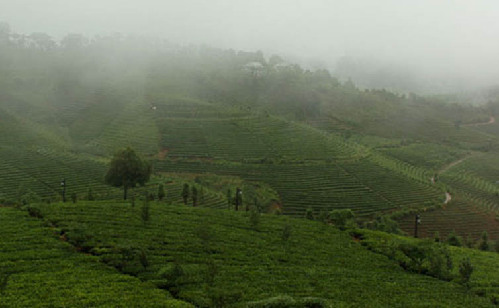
[[181, 183, 190, 205], [104, 147, 151, 200], [192, 186, 198, 207]]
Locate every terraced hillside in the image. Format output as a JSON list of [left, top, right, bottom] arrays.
[[0, 207, 191, 307], [27, 201, 493, 307], [398, 197, 499, 241]]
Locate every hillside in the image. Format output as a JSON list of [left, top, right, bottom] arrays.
[[2, 28, 499, 300], [7, 201, 493, 307]]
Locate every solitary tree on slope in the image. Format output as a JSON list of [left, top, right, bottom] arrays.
[[105, 147, 151, 200]]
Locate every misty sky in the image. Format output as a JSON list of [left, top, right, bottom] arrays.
[[2, 0, 499, 89]]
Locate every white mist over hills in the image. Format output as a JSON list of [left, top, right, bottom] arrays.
[[2, 0, 499, 93]]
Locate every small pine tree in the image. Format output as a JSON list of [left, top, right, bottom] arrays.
[[141, 198, 150, 223], [192, 186, 198, 207], [479, 231, 489, 251], [433, 231, 440, 243], [459, 258, 473, 287], [181, 183, 189, 205], [281, 224, 292, 241], [157, 184, 165, 201]]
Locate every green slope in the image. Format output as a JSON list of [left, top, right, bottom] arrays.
[[26, 201, 494, 307], [0, 207, 192, 307]]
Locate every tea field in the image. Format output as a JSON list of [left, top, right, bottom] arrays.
[[0, 207, 191, 307], [24, 201, 495, 307]]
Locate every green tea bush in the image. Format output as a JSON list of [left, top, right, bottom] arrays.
[[328, 209, 355, 230]]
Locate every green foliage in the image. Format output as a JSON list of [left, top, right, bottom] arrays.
[[104, 147, 151, 200], [0, 207, 181, 306], [141, 198, 150, 223], [30, 201, 495, 307], [305, 207, 314, 220], [71, 192, 77, 203], [246, 295, 328, 308], [479, 231, 489, 251], [281, 224, 292, 242], [27, 205, 43, 219], [87, 186, 95, 201], [139, 249, 149, 269], [191, 185, 198, 207], [446, 231, 463, 247], [157, 184, 166, 201], [434, 231, 440, 243], [158, 262, 184, 297], [249, 210, 260, 229], [459, 257, 473, 286], [181, 183, 189, 205], [328, 209, 355, 230]]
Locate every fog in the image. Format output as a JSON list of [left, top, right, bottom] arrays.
[[2, 0, 499, 93]]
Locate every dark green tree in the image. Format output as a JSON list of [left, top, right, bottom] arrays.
[[181, 183, 189, 205], [104, 147, 151, 200], [235, 188, 242, 211], [192, 186, 198, 207], [157, 184, 165, 201], [479, 231, 489, 251], [459, 258, 473, 287], [141, 197, 150, 223]]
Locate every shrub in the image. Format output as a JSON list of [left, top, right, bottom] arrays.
[[158, 184, 166, 201], [182, 183, 189, 205], [249, 210, 260, 229], [433, 231, 440, 243], [141, 199, 150, 223], [329, 209, 355, 230], [158, 262, 184, 297], [305, 207, 314, 220], [446, 231, 463, 247], [459, 258, 473, 286], [27, 206, 43, 219], [479, 231, 489, 251]]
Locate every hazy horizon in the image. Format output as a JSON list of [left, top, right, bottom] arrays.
[[2, 0, 499, 92]]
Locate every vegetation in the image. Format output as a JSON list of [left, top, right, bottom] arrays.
[[27, 202, 495, 307], [104, 147, 152, 200], [3, 24, 499, 306]]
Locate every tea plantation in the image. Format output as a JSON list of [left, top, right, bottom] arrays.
[[18, 201, 495, 307], [0, 207, 191, 307]]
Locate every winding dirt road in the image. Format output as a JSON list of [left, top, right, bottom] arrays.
[[435, 115, 496, 204], [462, 116, 495, 127]]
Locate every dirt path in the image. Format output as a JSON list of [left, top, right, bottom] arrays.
[[463, 116, 495, 127], [438, 155, 472, 174]]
